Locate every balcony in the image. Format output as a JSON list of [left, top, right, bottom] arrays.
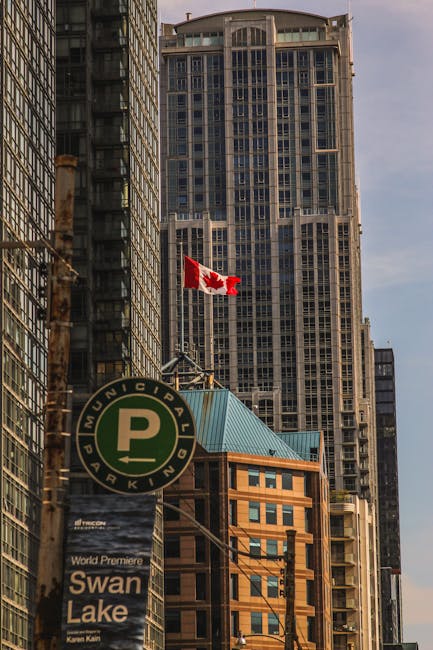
[[333, 623, 357, 635], [330, 493, 355, 514], [93, 191, 128, 211], [333, 597, 356, 611], [93, 224, 128, 241], [332, 527, 355, 540], [93, 30, 127, 50], [93, 255, 129, 271], [93, 161, 128, 181], [93, 63, 127, 82], [332, 553, 355, 566], [92, 0, 127, 17], [333, 574, 356, 588], [94, 315, 130, 330], [92, 97, 128, 115]]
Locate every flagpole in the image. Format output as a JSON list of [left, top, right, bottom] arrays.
[[179, 241, 185, 354]]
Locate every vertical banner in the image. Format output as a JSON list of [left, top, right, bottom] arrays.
[[62, 493, 156, 649]]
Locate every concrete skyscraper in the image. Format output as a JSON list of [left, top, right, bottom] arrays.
[[160, 10, 380, 649], [160, 8, 377, 505], [0, 2, 56, 647], [56, 1, 162, 648]]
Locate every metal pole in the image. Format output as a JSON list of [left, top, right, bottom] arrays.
[[179, 240, 185, 353], [34, 155, 77, 650]]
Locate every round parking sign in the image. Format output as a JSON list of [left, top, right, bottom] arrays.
[[76, 377, 196, 494]]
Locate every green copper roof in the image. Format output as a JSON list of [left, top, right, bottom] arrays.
[[277, 431, 321, 462], [180, 389, 302, 460]]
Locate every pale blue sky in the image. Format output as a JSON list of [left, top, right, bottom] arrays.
[[157, 1, 433, 646]]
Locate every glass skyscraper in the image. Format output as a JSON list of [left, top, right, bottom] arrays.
[[375, 348, 403, 644], [56, 1, 163, 648], [1, 1, 56, 647]]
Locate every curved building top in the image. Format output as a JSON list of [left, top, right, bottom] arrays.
[[163, 8, 347, 34], [161, 9, 348, 45]]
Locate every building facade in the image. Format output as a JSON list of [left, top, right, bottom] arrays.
[[164, 389, 332, 650], [0, 1, 56, 647], [56, 1, 162, 648], [374, 349, 403, 644], [330, 492, 380, 650]]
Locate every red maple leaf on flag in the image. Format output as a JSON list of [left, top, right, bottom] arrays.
[[203, 271, 225, 290]]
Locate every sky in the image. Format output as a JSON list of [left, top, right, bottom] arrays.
[[157, 0, 433, 646]]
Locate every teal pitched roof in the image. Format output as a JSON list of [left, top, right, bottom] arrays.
[[180, 389, 302, 460], [277, 431, 321, 462]]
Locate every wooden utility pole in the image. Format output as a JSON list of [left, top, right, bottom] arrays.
[[34, 155, 77, 650]]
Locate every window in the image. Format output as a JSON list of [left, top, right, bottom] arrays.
[[282, 470, 293, 490], [251, 612, 262, 634], [248, 467, 260, 486], [306, 543, 314, 569], [230, 536, 238, 563], [194, 462, 205, 488], [305, 508, 312, 533], [165, 535, 180, 558], [307, 616, 315, 642], [283, 505, 294, 526], [267, 576, 278, 598], [265, 503, 277, 525], [230, 574, 239, 600], [165, 610, 181, 633], [229, 464, 237, 489], [196, 573, 206, 600], [195, 536, 206, 562], [165, 572, 180, 595], [196, 610, 207, 637], [195, 499, 206, 524], [164, 498, 180, 521], [266, 539, 278, 558], [265, 470, 276, 488], [231, 611, 239, 636], [306, 579, 315, 605], [249, 501, 260, 523], [249, 538, 261, 557], [250, 575, 262, 597], [268, 612, 280, 635], [229, 500, 237, 525]]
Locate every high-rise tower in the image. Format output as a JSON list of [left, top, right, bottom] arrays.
[[160, 8, 377, 501], [160, 10, 380, 649], [0, 2, 56, 647], [56, 1, 162, 648]]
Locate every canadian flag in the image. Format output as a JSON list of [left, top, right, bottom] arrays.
[[183, 256, 241, 295]]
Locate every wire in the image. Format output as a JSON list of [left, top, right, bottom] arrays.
[[160, 497, 285, 636], [165, 466, 282, 578]]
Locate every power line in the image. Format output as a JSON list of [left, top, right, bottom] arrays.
[[159, 498, 285, 636]]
